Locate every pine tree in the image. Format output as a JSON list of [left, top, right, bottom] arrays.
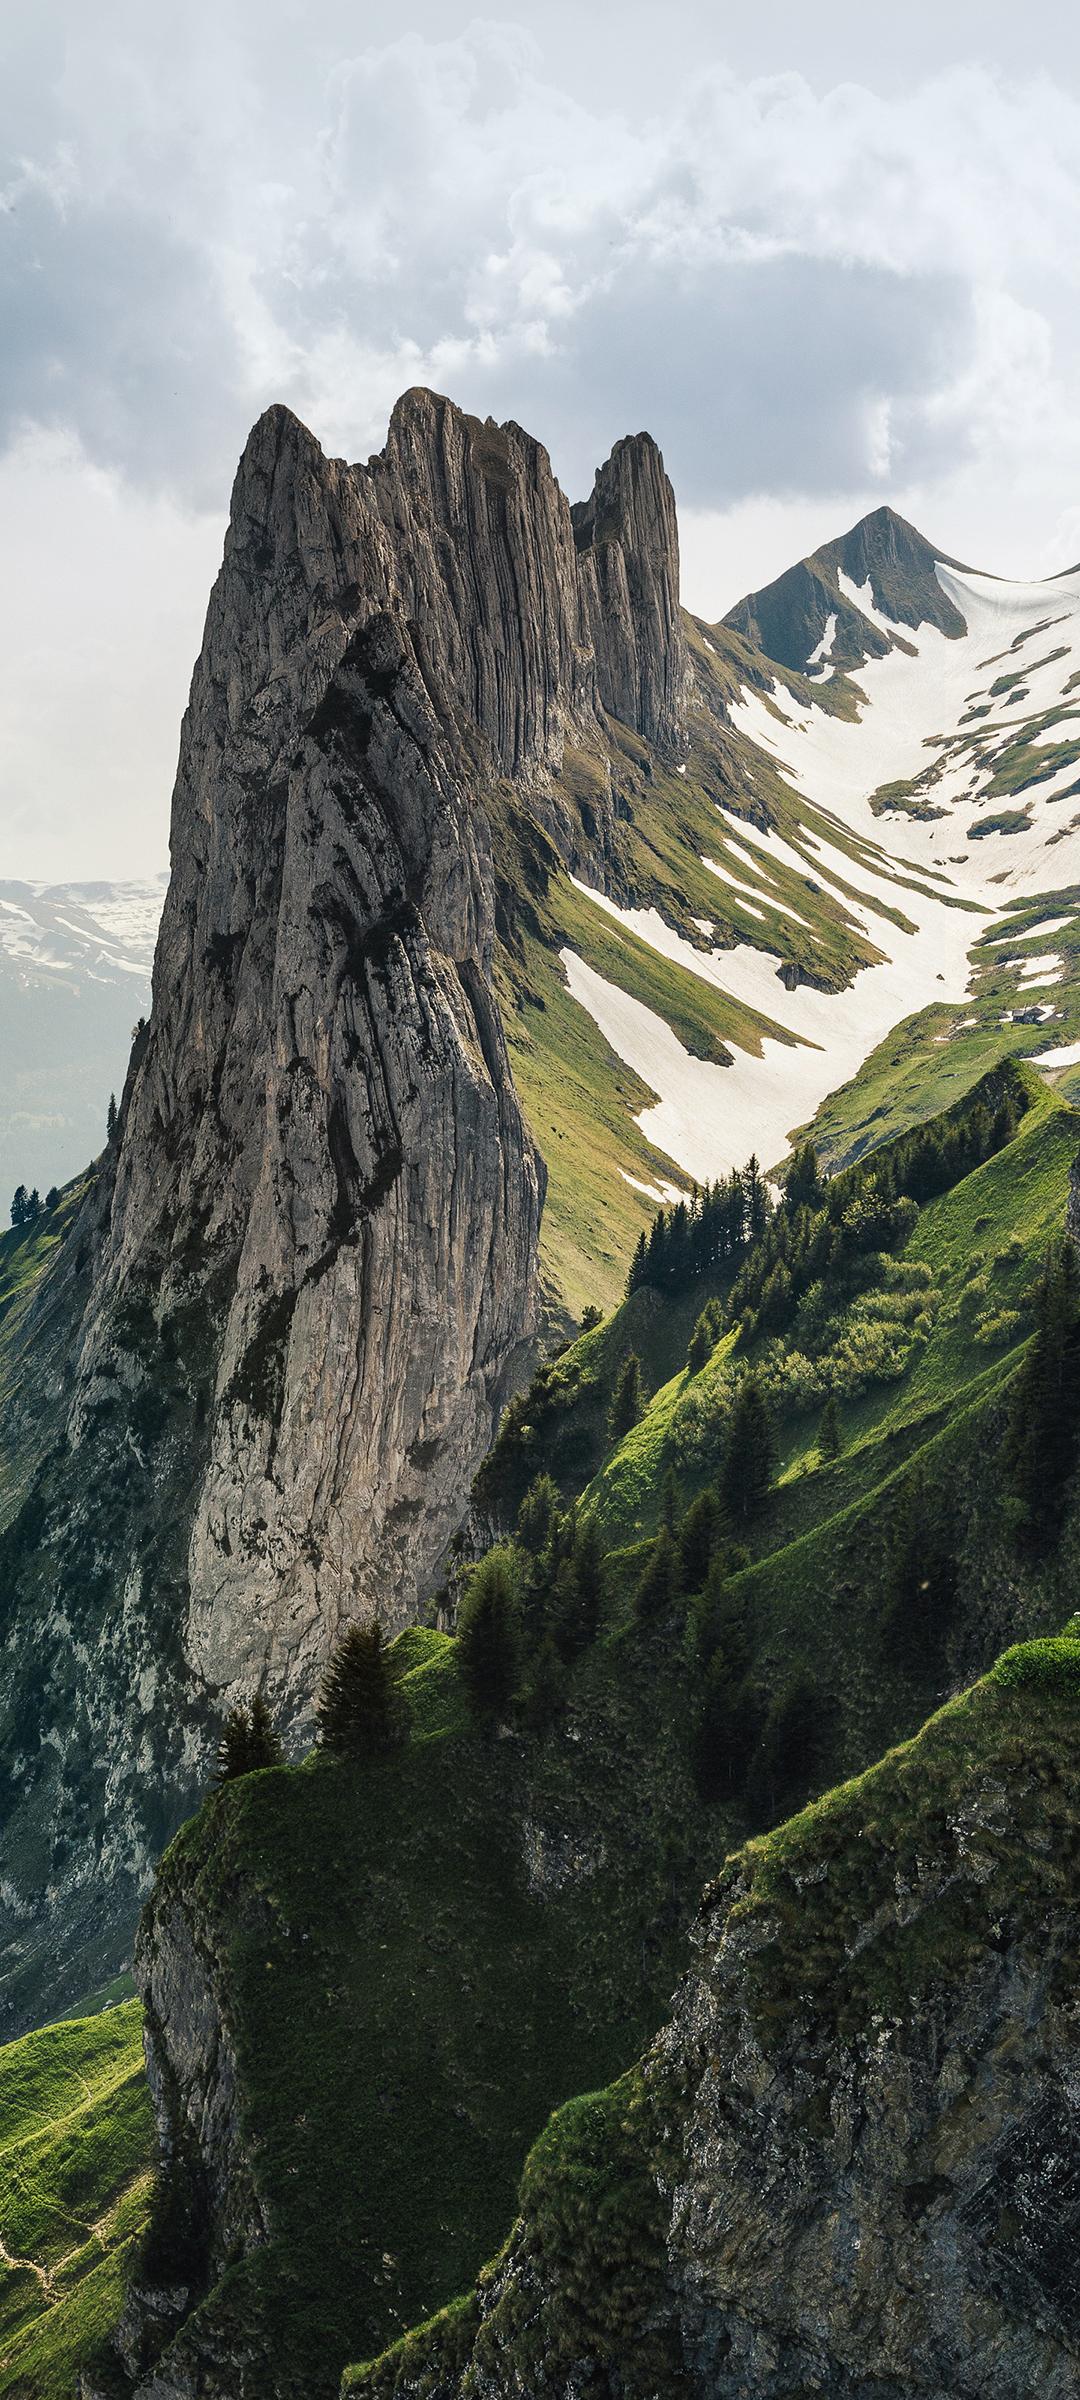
[[26, 1189, 41, 1221], [818, 1393, 843, 1462], [758, 1260, 792, 1332], [634, 1523, 677, 1623], [211, 1692, 283, 1788], [578, 1304, 604, 1333], [9, 1185, 28, 1228], [516, 1473, 562, 1557], [677, 1490, 721, 1594], [106, 1093, 118, 1142], [686, 1298, 723, 1375], [44, 1186, 60, 1211], [626, 1230, 648, 1296], [609, 1352, 644, 1440], [784, 1141, 822, 1212], [247, 1690, 284, 1769], [661, 1464, 680, 1533], [212, 1707, 253, 1787], [721, 1376, 773, 1522], [553, 1517, 604, 1661], [317, 1621, 402, 1756], [457, 1545, 522, 1720]]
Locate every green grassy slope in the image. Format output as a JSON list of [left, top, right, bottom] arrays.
[[74, 1068, 1080, 2396], [349, 1629, 1080, 2400], [130, 1619, 727, 2397], [0, 2001, 153, 2399], [802, 895, 1080, 1171], [582, 1072, 1075, 1552]]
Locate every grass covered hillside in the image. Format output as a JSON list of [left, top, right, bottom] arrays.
[[351, 1630, 1080, 2400], [0, 2001, 153, 2399], [487, 617, 988, 1318], [84, 1061, 1080, 2397]]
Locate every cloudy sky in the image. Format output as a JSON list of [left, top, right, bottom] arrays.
[[6, 0, 1080, 877]]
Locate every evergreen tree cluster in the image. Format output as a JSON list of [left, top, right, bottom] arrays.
[[631, 1065, 1026, 1326], [608, 1352, 644, 1438], [631, 1381, 773, 1634], [10, 1185, 42, 1228], [627, 1154, 771, 1299], [10, 1185, 61, 1228], [453, 1485, 611, 1731], [212, 1691, 283, 1786]]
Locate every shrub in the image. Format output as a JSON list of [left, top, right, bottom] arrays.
[[992, 1637, 1080, 1694]]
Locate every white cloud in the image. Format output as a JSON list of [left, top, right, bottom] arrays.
[[0, 429, 221, 879], [5, 12, 1080, 866]]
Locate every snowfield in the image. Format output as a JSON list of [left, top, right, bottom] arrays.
[[564, 840, 990, 1179], [729, 560, 1080, 899], [0, 879, 164, 987], [563, 553, 1080, 1182]]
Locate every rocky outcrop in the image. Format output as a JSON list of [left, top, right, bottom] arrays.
[[726, 502, 967, 675], [573, 434, 684, 749], [355, 1645, 1080, 2400], [0, 388, 688, 2032]]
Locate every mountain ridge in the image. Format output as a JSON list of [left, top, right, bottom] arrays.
[[0, 387, 688, 2032]]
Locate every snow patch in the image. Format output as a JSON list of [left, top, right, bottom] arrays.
[[1031, 1038, 1080, 1067]]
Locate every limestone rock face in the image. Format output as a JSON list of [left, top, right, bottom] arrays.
[[71, 404, 549, 1701], [0, 388, 685, 2030], [573, 433, 684, 749]]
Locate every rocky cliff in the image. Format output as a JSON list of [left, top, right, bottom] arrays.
[[0, 390, 684, 2031], [355, 1640, 1080, 2400]]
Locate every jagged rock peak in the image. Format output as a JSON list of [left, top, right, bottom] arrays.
[[572, 430, 684, 749], [372, 387, 597, 775], [220, 387, 685, 771]]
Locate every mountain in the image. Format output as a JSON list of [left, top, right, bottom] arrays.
[[7, 390, 1080, 2033], [0, 389, 690, 2030], [62, 1062, 1080, 2399], [357, 1636, 1080, 2400], [4, 390, 1080, 2399], [0, 879, 161, 1205], [724, 502, 968, 673]]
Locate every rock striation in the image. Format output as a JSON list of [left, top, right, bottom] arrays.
[[0, 389, 683, 2030], [572, 433, 685, 749]]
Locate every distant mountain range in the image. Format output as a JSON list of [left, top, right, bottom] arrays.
[[0, 877, 163, 1207]]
